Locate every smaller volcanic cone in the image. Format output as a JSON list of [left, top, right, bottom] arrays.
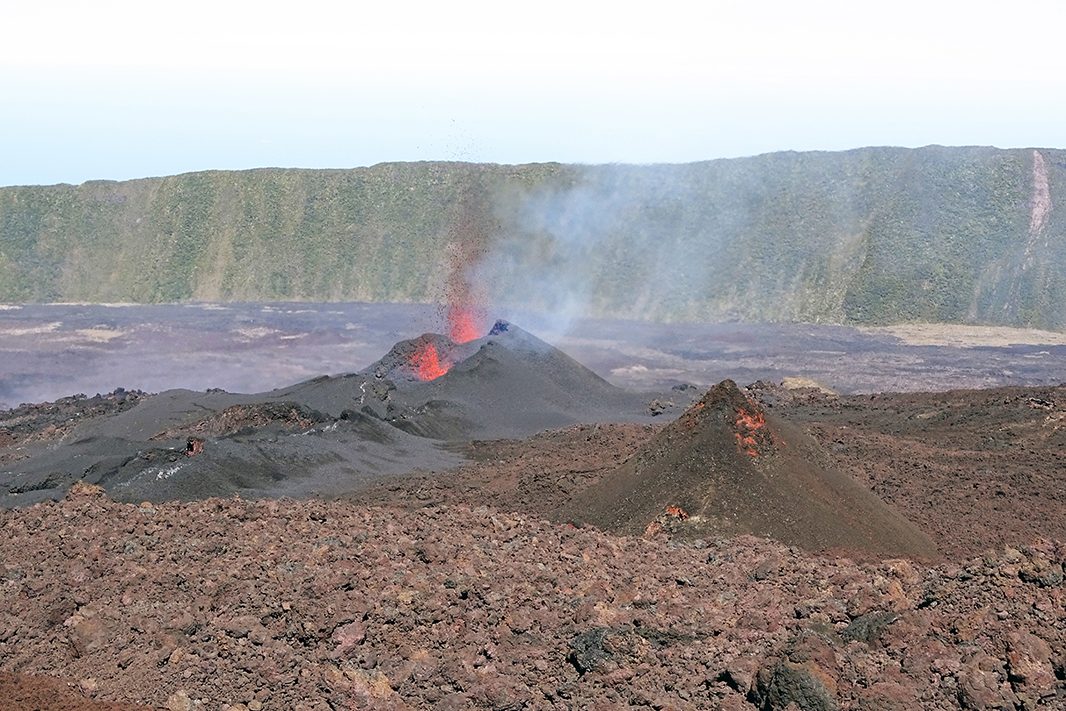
[[556, 380, 937, 559]]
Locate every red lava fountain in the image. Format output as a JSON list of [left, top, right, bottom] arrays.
[[442, 244, 485, 344], [410, 342, 449, 381], [409, 183, 491, 375], [439, 185, 491, 343], [447, 303, 481, 344]]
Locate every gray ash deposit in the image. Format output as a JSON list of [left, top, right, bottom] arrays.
[[0, 321, 670, 506]]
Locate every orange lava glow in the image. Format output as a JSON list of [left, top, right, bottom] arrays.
[[734, 407, 767, 457], [410, 342, 449, 381], [447, 304, 481, 344], [645, 506, 690, 537], [664, 505, 690, 520]]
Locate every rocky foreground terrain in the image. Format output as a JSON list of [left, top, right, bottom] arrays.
[[1, 368, 1064, 709], [0, 485, 1063, 710]]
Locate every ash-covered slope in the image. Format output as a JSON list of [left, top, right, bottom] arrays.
[[0, 322, 666, 505], [556, 380, 937, 559], [0, 391, 460, 506], [270, 320, 655, 440]]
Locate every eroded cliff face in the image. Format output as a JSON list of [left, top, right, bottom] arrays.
[[1, 147, 1064, 329], [1030, 149, 1053, 237], [969, 149, 1064, 329]]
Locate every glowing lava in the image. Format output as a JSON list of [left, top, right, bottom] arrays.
[[734, 407, 768, 457], [664, 505, 690, 520], [410, 342, 449, 381], [447, 304, 481, 344]]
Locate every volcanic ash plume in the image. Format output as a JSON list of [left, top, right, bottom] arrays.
[[402, 182, 496, 380], [404, 242, 486, 381]]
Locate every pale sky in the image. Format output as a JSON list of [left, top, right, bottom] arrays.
[[2, 0, 1064, 186]]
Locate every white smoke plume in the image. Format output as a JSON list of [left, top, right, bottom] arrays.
[[472, 164, 718, 335]]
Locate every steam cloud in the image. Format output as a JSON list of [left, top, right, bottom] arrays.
[[469, 165, 724, 335]]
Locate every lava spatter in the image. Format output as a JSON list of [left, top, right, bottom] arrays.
[[409, 341, 449, 381]]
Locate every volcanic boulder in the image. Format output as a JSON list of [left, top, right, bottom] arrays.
[[556, 380, 937, 559]]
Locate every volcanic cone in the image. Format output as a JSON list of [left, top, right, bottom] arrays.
[[556, 379, 937, 559], [377, 321, 643, 440]]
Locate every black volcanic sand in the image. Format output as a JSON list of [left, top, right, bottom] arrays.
[[0, 391, 461, 507], [555, 380, 938, 560], [0, 322, 674, 506]]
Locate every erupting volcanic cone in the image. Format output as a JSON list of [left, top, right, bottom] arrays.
[[556, 380, 937, 559], [359, 320, 643, 440]]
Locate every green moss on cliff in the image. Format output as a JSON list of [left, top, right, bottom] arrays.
[[1, 148, 1063, 329]]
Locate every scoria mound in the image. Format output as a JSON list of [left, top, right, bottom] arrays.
[[556, 380, 937, 560]]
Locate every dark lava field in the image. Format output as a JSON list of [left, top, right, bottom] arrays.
[[0, 306, 1063, 710], [3, 302, 1066, 408]]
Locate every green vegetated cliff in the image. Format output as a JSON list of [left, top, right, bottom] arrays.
[[1, 146, 1063, 329]]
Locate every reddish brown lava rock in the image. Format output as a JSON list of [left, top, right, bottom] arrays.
[[0, 493, 1061, 710], [644, 506, 691, 538], [185, 437, 204, 456], [734, 406, 771, 457], [0, 672, 146, 710]]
